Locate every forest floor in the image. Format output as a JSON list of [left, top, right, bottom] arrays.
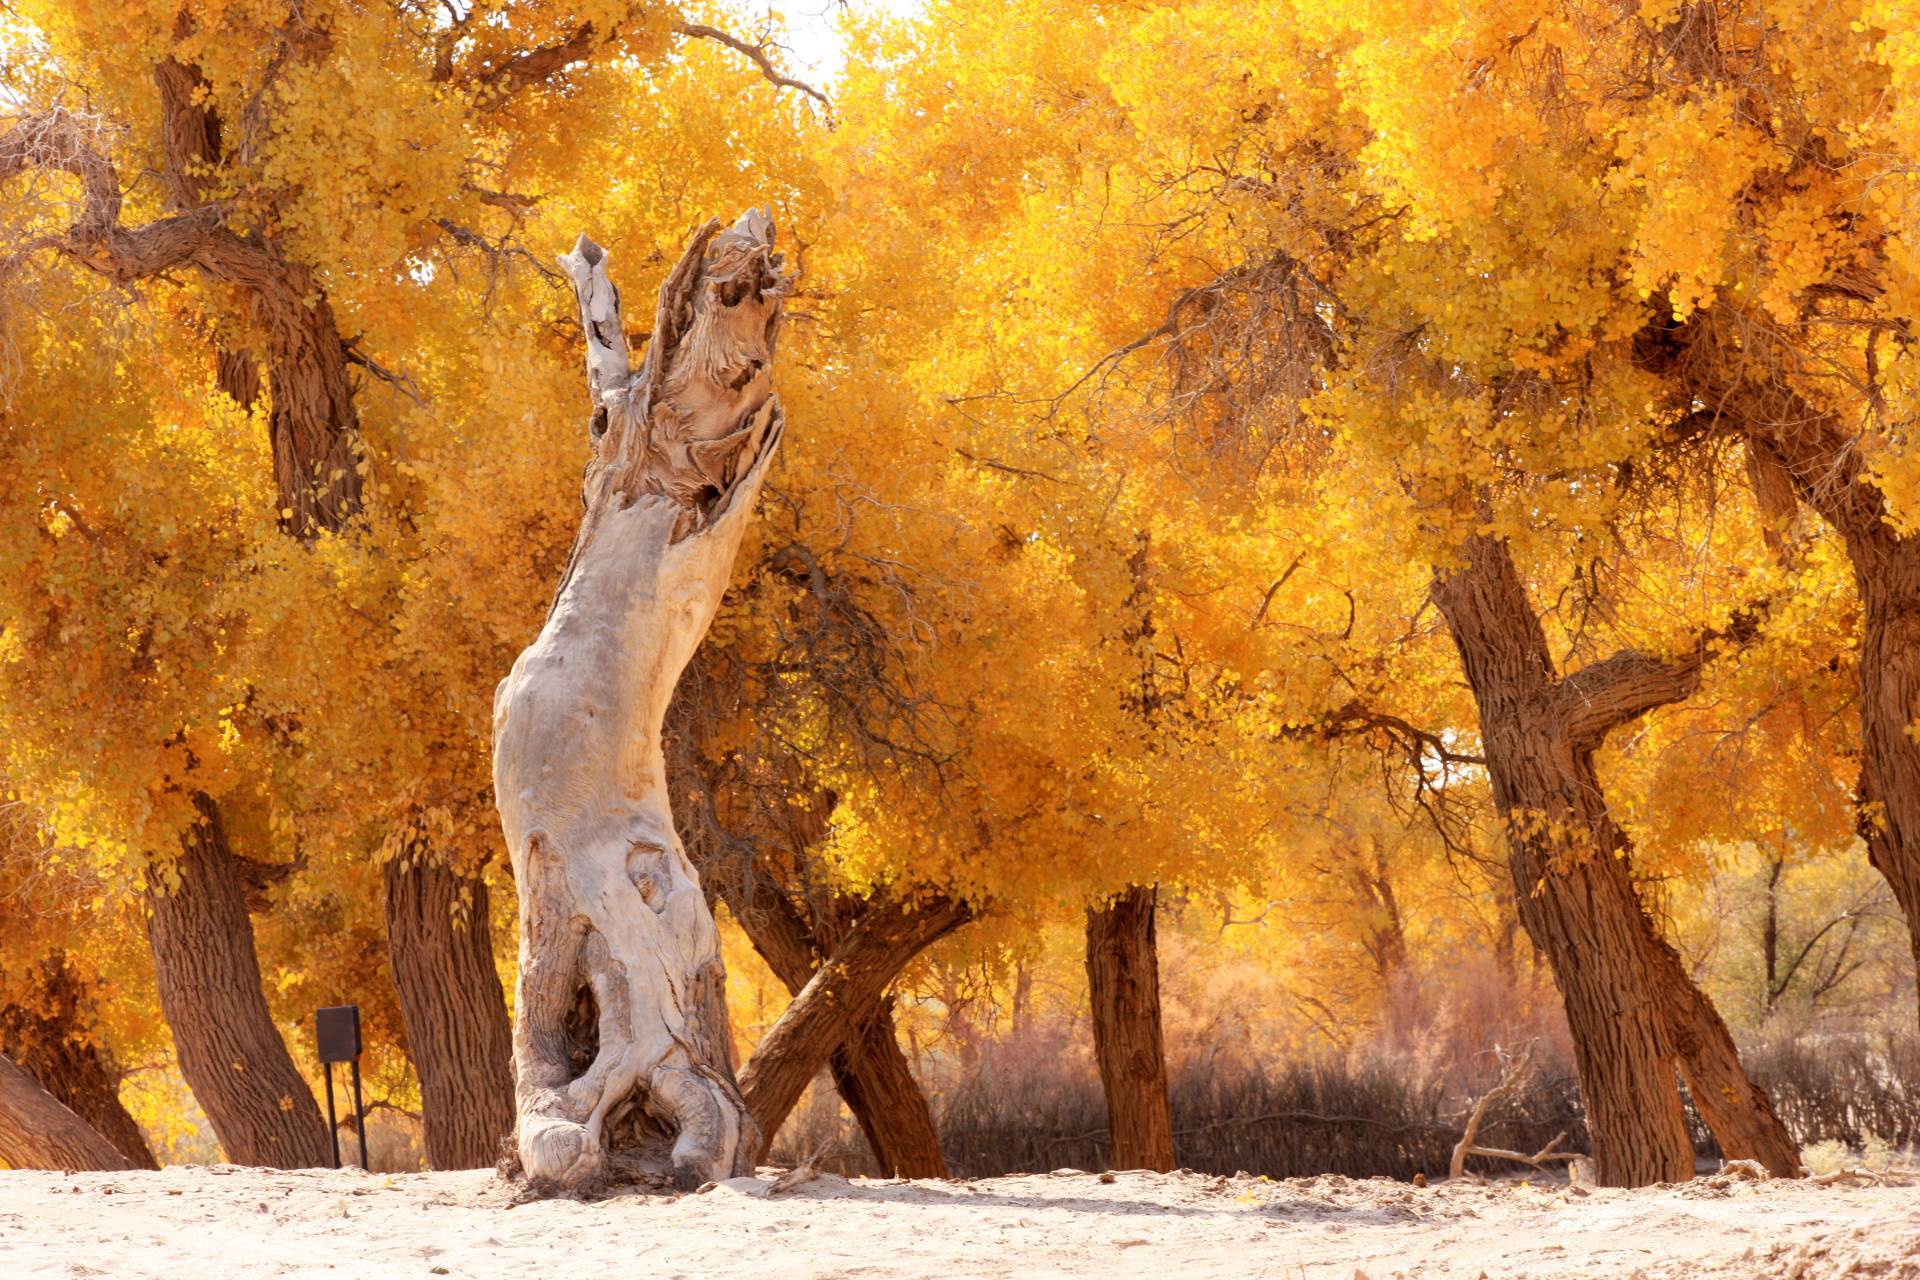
[[1, 1164, 1916, 1279]]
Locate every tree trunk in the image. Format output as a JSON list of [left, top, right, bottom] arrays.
[[0, 1052, 131, 1171], [143, 796, 330, 1167], [722, 878, 950, 1176], [1431, 531, 1798, 1185], [827, 999, 945, 1178], [0, 956, 157, 1169], [1655, 312, 1920, 1030], [737, 896, 971, 1159], [383, 852, 514, 1170], [494, 213, 790, 1189], [1085, 885, 1175, 1173]]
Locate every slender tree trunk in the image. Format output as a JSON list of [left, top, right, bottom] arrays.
[[0, 1052, 131, 1171], [738, 896, 970, 1159], [1085, 885, 1175, 1173], [383, 852, 514, 1169], [1431, 531, 1797, 1185], [494, 214, 791, 1189], [0, 956, 157, 1169], [143, 796, 330, 1167]]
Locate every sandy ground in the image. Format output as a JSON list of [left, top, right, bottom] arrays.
[[0, 1164, 1915, 1279]]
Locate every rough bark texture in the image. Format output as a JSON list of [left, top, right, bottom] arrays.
[[666, 689, 954, 1178], [494, 213, 790, 1188], [737, 896, 971, 1160], [383, 852, 515, 1170], [1656, 312, 1920, 1031], [1431, 531, 1799, 1186], [0, 956, 157, 1169], [143, 797, 331, 1167], [1085, 885, 1176, 1173], [0, 1052, 131, 1171], [721, 873, 950, 1176]]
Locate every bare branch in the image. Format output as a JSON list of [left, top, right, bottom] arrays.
[[1556, 602, 1766, 747], [672, 20, 830, 108]]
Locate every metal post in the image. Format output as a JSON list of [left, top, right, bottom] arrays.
[[349, 1056, 368, 1171], [322, 1060, 341, 1170]]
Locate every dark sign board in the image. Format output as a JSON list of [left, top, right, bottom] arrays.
[[316, 1005, 362, 1064]]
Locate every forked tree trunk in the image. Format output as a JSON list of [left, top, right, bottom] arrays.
[[1431, 531, 1799, 1186], [383, 852, 515, 1169], [143, 796, 330, 1167], [737, 896, 970, 1158], [494, 213, 792, 1188], [0, 1052, 131, 1171], [1085, 885, 1175, 1173], [1, 956, 157, 1169]]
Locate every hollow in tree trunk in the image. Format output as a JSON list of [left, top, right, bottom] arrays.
[[0, 954, 157, 1169], [0, 1052, 130, 1171], [143, 796, 330, 1167], [494, 212, 792, 1188], [1085, 884, 1175, 1173], [1430, 530, 1798, 1186], [384, 850, 514, 1169]]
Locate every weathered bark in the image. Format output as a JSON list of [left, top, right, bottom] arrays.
[[0, 956, 157, 1169], [667, 685, 953, 1178], [1085, 885, 1175, 1173], [827, 1000, 945, 1178], [0, 1052, 131, 1171], [1666, 315, 1920, 1031], [738, 895, 971, 1158], [722, 875, 948, 1176], [494, 213, 790, 1188], [143, 796, 330, 1167], [1431, 531, 1798, 1186], [383, 852, 514, 1170]]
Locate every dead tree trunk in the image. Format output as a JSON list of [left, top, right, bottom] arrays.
[[143, 796, 331, 1167], [383, 851, 515, 1169], [0, 1052, 131, 1171], [1085, 885, 1175, 1173], [494, 212, 792, 1189], [1431, 531, 1799, 1186], [0, 956, 157, 1169], [738, 896, 970, 1159]]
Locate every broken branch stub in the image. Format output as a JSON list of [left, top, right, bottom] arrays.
[[494, 210, 791, 1189]]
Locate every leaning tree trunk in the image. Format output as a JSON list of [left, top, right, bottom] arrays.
[[143, 796, 330, 1167], [1, 956, 157, 1169], [714, 864, 949, 1176], [737, 895, 971, 1158], [1085, 885, 1175, 1173], [666, 682, 955, 1177], [384, 851, 514, 1169], [494, 212, 793, 1189], [0, 1052, 131, 1171], [1656, 310, 1920, 1030], [828, 999, 945, 1178], [1431, 531, 1798, 1186]]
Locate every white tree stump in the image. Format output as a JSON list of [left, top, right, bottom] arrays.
[[493, 211, 790, 1188]]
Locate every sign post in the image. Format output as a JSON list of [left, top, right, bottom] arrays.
[[315, 1005, 367, 1171]]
